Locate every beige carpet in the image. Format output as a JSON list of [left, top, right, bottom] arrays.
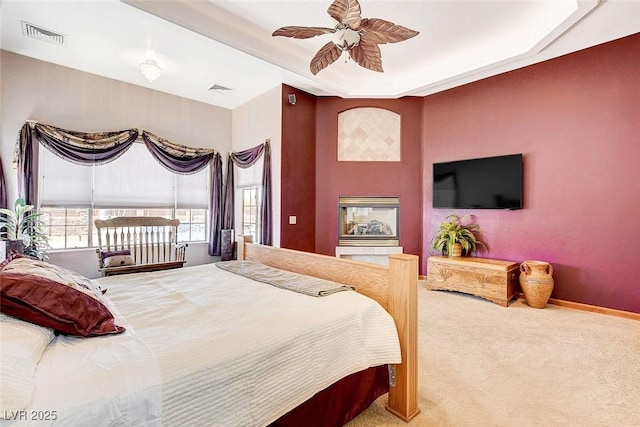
[[347, 284, 640, 427]]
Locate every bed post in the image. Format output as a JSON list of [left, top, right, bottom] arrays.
[[385, 253, 420, 422], [237, 235, 252, 261]]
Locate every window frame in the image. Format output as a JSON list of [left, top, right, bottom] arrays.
[[40, 206, 208, 250], [241, 186, 262, 243]]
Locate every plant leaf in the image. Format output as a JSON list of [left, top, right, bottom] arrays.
[[430, 213, 486, 255]]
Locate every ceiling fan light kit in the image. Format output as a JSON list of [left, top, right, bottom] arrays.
[[272, 0, 418, 75], [331, 24, 363, 50]]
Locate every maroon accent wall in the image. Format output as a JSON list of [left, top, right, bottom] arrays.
[[422, 33, 640, 313], [315, 97, 424, 259], [280, 85, 317, 252]]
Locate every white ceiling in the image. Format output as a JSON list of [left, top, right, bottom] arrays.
[[1, 0, 640, 110]]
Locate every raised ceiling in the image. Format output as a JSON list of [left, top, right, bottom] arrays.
[[1, 0, 640, 109]]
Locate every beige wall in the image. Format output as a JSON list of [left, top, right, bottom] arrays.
[[0, 50, 236, 276], [231, 85, 282, 247], [1, 50, 232, 200]]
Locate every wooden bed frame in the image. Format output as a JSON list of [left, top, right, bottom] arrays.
[[238, 236, 420, 422]]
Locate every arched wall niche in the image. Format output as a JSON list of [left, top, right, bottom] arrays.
[[337, 107, 401, 161]]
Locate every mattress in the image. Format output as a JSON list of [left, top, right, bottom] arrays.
[[3, 262, 401, 426]]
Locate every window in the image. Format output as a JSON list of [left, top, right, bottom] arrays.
[[38, 142, 210, 249], [242, 187, 261, 242], [40, 208, 206, 249], [41, 208, 90, 249], [176, 208, 207, 242]]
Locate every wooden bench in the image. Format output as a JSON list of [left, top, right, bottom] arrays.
[[95, 216, 187, 276]]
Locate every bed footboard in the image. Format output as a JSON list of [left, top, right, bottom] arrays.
[[238, 236, 420, 422]]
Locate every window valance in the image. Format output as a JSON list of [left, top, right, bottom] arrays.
[[15, 122, 218, 203], [33, 123, 138, 166], [142, 130, 215, 175], [224, 140, 272, 246], [14, 121, 222, 254], [13, 121, 272, 255]]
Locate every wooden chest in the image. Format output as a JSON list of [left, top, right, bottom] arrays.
[[426, 256, 520, 307]]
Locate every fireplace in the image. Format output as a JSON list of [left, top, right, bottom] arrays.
[[338, 196, 400, 247]]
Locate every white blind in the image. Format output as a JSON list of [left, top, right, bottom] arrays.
[[40, 147, 92, 207], [39, 142, 210, 209], [236, 156, 263, 187], [176, 168, 209, 209], [93, 143, 174, 208]]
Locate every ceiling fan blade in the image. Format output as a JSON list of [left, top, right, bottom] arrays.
[[272, 26, 335, 39], [349, 40, 383, 73], [327, 0, 362, 29], [310, 42, 343, 75], [360, 18, 419, 44]]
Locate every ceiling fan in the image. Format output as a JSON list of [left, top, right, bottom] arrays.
[[272, 0, 419, 75]]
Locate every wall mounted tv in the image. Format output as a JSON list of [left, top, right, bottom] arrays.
[[433, 153, 523, 210]]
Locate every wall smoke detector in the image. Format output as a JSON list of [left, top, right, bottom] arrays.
[[21, 21, 66, 47]]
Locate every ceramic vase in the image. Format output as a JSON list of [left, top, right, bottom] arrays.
[[519, 260, 554, 308]]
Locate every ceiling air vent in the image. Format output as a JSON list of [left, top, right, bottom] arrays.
[[209, 84, 232, 91], [21, 21, 66, 47]]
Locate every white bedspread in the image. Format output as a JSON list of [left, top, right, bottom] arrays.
[[4, 262, 401, 427], [1, 298, 162, 427]]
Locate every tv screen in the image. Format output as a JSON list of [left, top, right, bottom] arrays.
[[433, 153, 523, 209]]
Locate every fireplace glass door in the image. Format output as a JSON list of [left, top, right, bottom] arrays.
[[338, 197, 399, 246]]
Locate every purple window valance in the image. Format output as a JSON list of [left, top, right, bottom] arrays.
[[225, 140, 272, 246], [230, 143, 264, 168], [14, 121, 271, 254], [35, 124, 138, 166], [14, 121, 227, 256], [221, 143, 265, 231], [142, 131, 215, 175]]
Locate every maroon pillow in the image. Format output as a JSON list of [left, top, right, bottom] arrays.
[[0, 257, 125, 337]]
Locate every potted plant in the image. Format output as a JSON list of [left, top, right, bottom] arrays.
[[430, 214, 487, 257], [0, 198, 49, 260]]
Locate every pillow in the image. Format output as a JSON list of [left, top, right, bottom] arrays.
[[0, 251, 26, 271], [103, 254, 135, 268], [100, 249, 131, 261], [0, 313, 55, 417], [0, 257, 125, 337]]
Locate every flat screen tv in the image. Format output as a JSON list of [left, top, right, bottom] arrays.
[[433, 153, 523, 209]]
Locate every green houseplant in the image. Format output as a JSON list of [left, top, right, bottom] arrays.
[[0, 198, 49, 260], [430, 214, 486, 257]]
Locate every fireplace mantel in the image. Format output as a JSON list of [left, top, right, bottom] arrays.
[[335, 246, 403, 266]]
